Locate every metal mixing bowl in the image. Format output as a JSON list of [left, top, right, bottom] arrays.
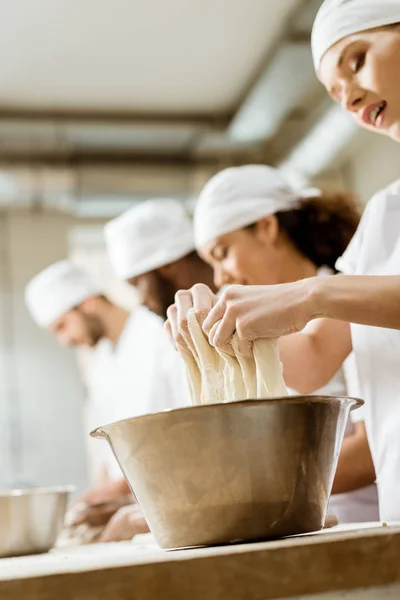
[[92, 396, 362, 549], [0, 486, 73, 557]]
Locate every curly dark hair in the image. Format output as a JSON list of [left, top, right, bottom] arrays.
[[275, 189, 361, 271]]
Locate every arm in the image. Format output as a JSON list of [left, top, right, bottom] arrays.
[[313, 275, 400, 329], [332, 422, 376, 494], [279, 318, 351, 394], [203, 275, 400, 346]]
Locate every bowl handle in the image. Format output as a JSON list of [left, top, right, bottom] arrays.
[[90, 426, 107, 439], [350, 397, 365, 411]]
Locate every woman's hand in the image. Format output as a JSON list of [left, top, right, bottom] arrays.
[[68, 496, 134, 528], [99, 505, 150, 543], [165, 283, 218, 351], [78, 479, 131, 507], [203, 280, 317, 349]]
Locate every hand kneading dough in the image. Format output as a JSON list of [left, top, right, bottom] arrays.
[[180, 308, 287, 405]]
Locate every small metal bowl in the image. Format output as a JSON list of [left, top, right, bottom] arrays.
[[92, 396, 363, 549], [0, 486, 73, 557]]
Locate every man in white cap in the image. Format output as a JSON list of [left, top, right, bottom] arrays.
[[25, 260, 127, 350], [26, 259, 189, 542], [104, 198, 215, 319]]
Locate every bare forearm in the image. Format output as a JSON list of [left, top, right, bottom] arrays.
[[279, 319, 351, 394], [312, 275, 400, 330], [332, 424, 376, 494]]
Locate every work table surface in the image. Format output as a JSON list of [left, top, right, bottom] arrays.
[[1, 523, 400, 599]]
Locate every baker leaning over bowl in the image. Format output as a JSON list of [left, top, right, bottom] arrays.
[[104, 199, 216, 320], [169, 163, 378, 524], [167, 0, 400, 524]]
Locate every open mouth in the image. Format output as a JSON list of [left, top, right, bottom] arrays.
[[364, 101, 387, 128]]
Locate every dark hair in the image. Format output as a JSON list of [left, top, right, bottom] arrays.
[[274, 189, 360, 271]]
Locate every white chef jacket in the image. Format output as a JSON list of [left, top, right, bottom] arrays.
[[336, 180, 400, 521], [288, 268, 379, 523], [86, 306, 190, 479]]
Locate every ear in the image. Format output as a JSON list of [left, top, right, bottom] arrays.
[[253, 215, 280, 245]]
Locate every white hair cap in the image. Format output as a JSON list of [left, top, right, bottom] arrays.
[[312, 0, 400, 70], [194, 165, 298, 249], [25, 260, 100, 328], [104, 199, 196, 280]]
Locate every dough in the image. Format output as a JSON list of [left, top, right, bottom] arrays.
[[186, 309, 224, 405], [181, 308, 287, 405], [216, 345, 246, 402], [253, 338, 288, 398], [231, 335, 257, 399]]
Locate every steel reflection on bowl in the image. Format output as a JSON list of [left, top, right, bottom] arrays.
[[92, 396, 363, 549], [0, 486, 74, 558]]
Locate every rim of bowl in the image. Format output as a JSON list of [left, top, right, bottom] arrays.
[[91, 395, 364, 437], [0, 485, 75, 498]]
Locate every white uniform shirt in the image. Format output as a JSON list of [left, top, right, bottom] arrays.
[[87, 306, 190, 478], [336, 180, 400, 521], [289, 268, 379, 523]]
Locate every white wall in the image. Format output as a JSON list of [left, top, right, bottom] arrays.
[[346, 132, 400, 202], [0, 209, 89, 493], [324, 130, 400, 204]]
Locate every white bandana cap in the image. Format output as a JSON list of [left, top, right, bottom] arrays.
[[312, 0, 400, 70], [25, 260, 100, 328], [104, 199, 195, 279], [194, 165, 298, 249]]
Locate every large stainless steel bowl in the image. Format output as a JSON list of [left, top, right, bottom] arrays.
[[0, 486, 73, 557], [92, 396, 362, 549]]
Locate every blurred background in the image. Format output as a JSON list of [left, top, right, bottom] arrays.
[[1, 0, 399, 494]]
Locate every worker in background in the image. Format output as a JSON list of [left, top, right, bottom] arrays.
[[25, 259, 189, 543], [99, 198, 216, 541], [104, 198, 215, 319]]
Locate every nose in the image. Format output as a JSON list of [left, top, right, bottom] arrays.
[[341, 82, 364, 113], [213, 265, 234, 290]]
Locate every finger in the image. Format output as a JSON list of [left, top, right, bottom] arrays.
[[192, 285, 217, 326], [176, 290, 200, 354], [209, 321, 235, 356], [166, 305, 178, 338], [77, 505, 117, 527], [175, 290, 193, 330], [212, 312, 237, 349], [166, 305, 180, 347], [232, 335, 253, 359], [99, 522, 119, 543], [164, 312, 176, 347], [203, 300, 226, 337], [167, 303, 190, 354], [128, 516, 151, 536]]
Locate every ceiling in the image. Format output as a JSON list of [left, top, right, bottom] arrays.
[[0, 0, 299, 114], [0, 0, 346, 215]]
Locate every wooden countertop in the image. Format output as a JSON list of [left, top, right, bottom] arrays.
[[1, 523, 400, 599]]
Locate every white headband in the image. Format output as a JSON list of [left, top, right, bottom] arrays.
[[104, 199, 196, 280], [25, 260, 100, 328], [194, 165, 299, 249], [312, 0, 400, 70]]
